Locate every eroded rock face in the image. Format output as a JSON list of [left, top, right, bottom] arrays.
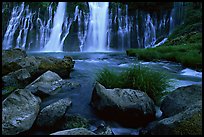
[[36, 98, 72, 127], [160, 84, 202, 117], [50, 128, 96, 135], [90, 82, 156, 127], [2, 89, 41, 135]]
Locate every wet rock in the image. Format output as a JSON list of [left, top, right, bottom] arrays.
[[2, 89, 41, 135], [2, 49, 27, 76], [2, 69, 31, 89], [59, 114, 89, 130], [141, 84, 202, 135], [37, 56, 74, 79], [25, 70, 80, 99], [92, 122, 113, 135], [36, 97, 72, 127], [141, 101, 202, 135], [50, 128, 96, 135], [160, 84, 202, 117], [90, 82, 156, 127]]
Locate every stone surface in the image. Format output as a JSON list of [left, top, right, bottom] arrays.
[[25, 70, 80, 98], [50, 128, 96, 135], [2, 89, 41, 135], [36, 97, 72, 127], [91, 82, 156, 127], [141, 101, 202, 135], [160, 84, 202, 117], [2, 69, 31, 88], [141, 84, 202, 135]]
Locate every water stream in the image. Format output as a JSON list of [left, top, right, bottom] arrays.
[[26, 51, 202, 135]]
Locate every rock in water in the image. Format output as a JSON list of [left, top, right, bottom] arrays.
[[2, 89, 41, 135], [36, 98, 72, 127], [90, 82, 156, 127], [50, 128, 96, 135], [141, 84, 202, 135], [160, 84, 202, 117]]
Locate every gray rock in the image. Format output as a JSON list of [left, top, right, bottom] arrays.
[[36, 97, 72, 127], [2, 69, 31, 88], [2, 89, 41, 135], [37, 56, 74, 79], [91, 82, 156, 127], [25, 70, 63, 97], [142, 101, 202, 135], [50, 128, 96, 135], [2, 49, 27, 76], [160, 84, 202, 117], [25, 70, 80, 98], [141, 84, 202, 135]]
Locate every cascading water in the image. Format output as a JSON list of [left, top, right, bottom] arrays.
[[2, 2, 186, 51], [42, 2, 67, 52], [85, 2, 109, 52]]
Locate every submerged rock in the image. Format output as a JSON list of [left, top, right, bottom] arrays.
[[36, 97, 72, 127], [50, 128, 96, 135], [2, 89, 41, 135], [90, 82, 156, 127]]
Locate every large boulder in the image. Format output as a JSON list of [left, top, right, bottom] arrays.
[[36, 97, 72, 127], [2, 69, 31, 88], [36, 56, 74, 79], [2, 89, 41, 135], [90, 82, 156, 127], [25, 70, 80, 99], [141, 84, 202, 135], [2, 49, 27, 76], [141, 101, 202, 135], [50, 128, 96, 135], [2, 49, 75, 79], [160, 84, 202, 117]]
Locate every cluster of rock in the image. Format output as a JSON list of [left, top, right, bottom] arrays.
[[2, 49, 80, 135], [2, 49, 202, 135], [90, 82, 202, 135]]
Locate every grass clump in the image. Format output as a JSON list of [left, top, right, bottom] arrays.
[[96, 66, 170, 105], [126, 32, 202, 71]]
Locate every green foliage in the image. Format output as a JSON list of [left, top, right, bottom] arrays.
[[127, 32, 202, 71], [96, 66, 170, 105]]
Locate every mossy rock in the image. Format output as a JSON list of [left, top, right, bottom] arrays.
[[174, 112, 202, 135], [59, 115, 90, 130]]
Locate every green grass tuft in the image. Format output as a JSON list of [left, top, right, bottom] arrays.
[[96, 66, 170, 105]]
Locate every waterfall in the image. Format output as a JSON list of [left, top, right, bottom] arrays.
[[42, 2, 67, 52], [3, 2, 25, 50], [85, 2, 109, 52], [2, 2, 186, 51]]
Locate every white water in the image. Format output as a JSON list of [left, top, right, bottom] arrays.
[[86, 2, 109, 52], [43, 2, 66, 52]]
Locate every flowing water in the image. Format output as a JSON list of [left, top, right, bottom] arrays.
[[25, 51, 202, 135]]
